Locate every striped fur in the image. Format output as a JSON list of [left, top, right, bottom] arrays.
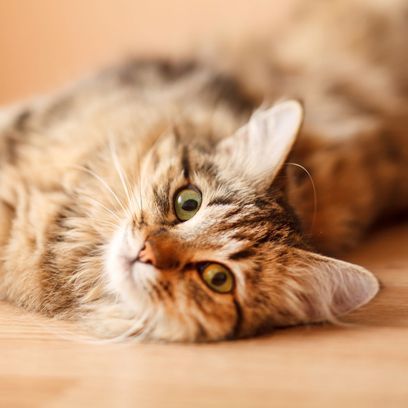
[[0, 1, 407, 341]]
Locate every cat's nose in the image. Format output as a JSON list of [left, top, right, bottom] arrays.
[[137, 235, 181, 270], [137, 242, 156, 265]]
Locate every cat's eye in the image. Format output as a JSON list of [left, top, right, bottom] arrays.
[[199, 263, 234, 294], [174, 186, 202, 221]]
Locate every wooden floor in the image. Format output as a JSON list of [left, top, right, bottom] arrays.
[[0, 223, 407, 408]]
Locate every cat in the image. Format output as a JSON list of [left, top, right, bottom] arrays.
[[0, 0, 407, 342]]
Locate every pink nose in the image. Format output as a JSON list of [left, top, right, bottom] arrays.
[[138, 241, 156, 265], [137, 234, 182, 270]]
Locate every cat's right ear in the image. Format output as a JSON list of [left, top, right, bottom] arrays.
[[286, 248, 380, 323], [216, 100, 304, 183]]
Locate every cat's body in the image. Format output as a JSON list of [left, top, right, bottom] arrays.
[[0, 0, 407, 341]]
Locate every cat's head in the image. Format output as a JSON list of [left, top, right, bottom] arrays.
[[80, 100, 378, 342]]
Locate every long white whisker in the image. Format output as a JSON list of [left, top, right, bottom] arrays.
[[71, 165, 130, 217], [134, 147, 144, 218], [108, 138, 139, 214], [109, 137, 145, 220], [94, 316, 147, 344], [81, 194, 122, 223]]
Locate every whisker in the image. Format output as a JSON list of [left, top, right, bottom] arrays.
[[35, 313, 147, 345], [135, 124, 174, 218], [134, 147, 144, 220], [286, 162, 318, 234], [108, 137, 140, 215], [90, 318, 147, 344], [81, 194, 122, 223], [71, 164, 130, 218]]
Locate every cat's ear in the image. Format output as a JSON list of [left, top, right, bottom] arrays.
[[216, 100, 303, 182], [289, 249, 379, 322]]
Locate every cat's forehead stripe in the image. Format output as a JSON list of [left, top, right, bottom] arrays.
[[181, 145, 190, 180], [207, 196, 235, 207], [229, 248, 256, 261]]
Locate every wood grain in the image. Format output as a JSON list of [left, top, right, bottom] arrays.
[[0, 223, 407, 408]]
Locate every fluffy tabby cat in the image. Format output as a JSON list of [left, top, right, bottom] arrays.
[[0, 0, 407, 341]]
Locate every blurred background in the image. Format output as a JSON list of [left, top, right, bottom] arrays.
[[0, 0, 295, 105]]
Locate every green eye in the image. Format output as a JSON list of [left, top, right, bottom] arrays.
[[200, 263, 234, 293], [174, 186, 202, 221]]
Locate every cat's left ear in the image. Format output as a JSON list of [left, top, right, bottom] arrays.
[[216, 100, 304, 182]]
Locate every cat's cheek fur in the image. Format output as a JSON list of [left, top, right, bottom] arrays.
[[104, 223, 144, 309]]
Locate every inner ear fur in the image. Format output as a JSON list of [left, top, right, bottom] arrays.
[[216, 100, 304, 184]]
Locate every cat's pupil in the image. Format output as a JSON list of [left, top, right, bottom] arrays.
[[211, 272, 227, 286], [182, 199, 198, 212]]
